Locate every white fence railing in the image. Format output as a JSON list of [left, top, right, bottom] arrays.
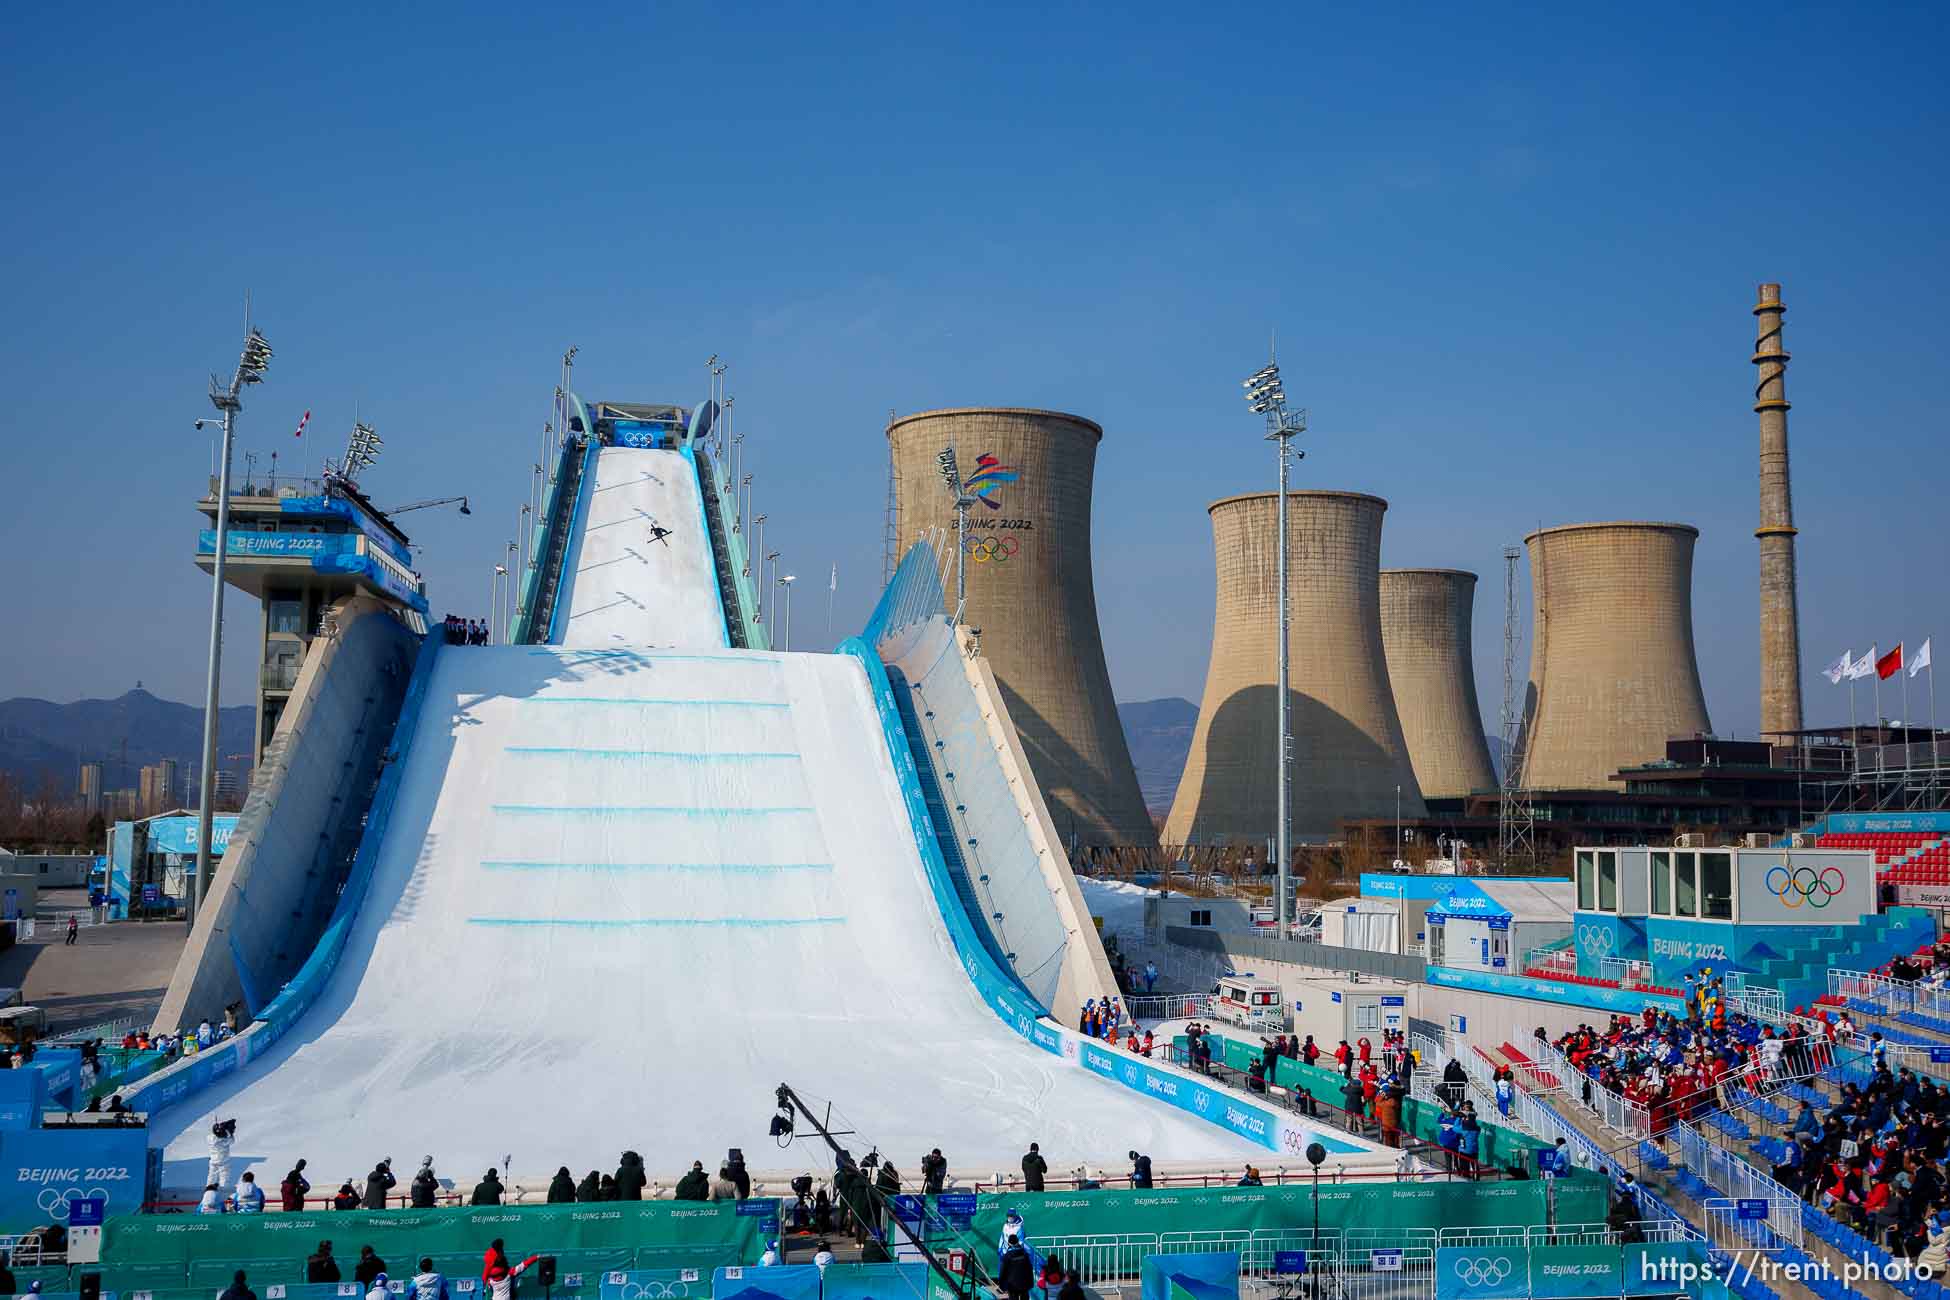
[[1520, 945, 1577, 977], [1830, 967, 1950, 1020], [1123, 993, 1213, 1024], [1673, 1121, 1803, 1247], [1529, 1039, 1651, 1142]]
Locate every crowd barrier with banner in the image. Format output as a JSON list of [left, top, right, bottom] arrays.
[[955, 1180, 1596, 1246], [1140, 1250, 1238, 1300], [1168, 1034, 1550, 1173], [95, 1198, 772, 1281], [713, 1264, 823, 1300], [1433, 1240, 1723, 1300]]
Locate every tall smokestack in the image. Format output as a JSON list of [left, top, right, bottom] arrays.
[[1755, 283, 1804, 736]]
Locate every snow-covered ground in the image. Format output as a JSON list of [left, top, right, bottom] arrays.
[[1076, 876, 1158, 935], [155, 647, 1262, 1191], [557, 447, 725, 649]]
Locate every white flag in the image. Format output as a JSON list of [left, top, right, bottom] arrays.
[[829, 563, 837, 593], [1849, 646, 1879, 680], [1912, 638, 1933, 678], [1822, 651, 1852, 686]]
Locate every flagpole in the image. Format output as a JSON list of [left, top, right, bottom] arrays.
[[826, 564, 836, 648]]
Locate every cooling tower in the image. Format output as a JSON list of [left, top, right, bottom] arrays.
[[1379, 569, 1497, 800], [1754, 283, 1805, 736], [1517, 522, 1712, 790], [887, 408, 1155, 847], [1163, 491, 1426, 845]]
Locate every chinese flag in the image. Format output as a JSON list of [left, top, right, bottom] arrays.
[[1877, 643, 1904, 680]]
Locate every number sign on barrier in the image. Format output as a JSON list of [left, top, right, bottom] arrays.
[[1736, 1198, 1769, 1220], [1371, 1249, 1404, 1272], [1930, 1047, 1950, 1064], [1273, 1251, 1309, 1275]]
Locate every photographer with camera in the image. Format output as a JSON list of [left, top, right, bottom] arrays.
[[364, 1158, 397, 1211], [207, 1118, 238, 1193]]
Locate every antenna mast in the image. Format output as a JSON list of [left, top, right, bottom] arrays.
[[1498, 544, 1535, 868]]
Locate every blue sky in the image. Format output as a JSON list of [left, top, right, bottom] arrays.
[[2, 3, 1945, 740]]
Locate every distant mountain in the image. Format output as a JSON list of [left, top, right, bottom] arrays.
[[0, 688, 253, 796], [1117, 697, 1198, 815]]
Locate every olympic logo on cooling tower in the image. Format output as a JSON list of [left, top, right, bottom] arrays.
[[1453, 1257, 1515, 1288], [964, 535, 1020, 563], [35, 1187, 107, 1221], [1765, 865, 1845, 908], [1576, 924, 1614, 957]]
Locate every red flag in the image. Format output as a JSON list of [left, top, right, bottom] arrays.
[[1876, 643, 1904, 680], [292, 409, 311, 439]]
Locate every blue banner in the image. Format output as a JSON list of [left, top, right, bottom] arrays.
[[1528, 1245, 1623, 1299], [1424, 965, 1688, 1016], [1076, 1043, 1285, 1150], [1141, 1251, 1239, 1300], [601, 1269, 712, 1300], [197, 530, 357, 559], [711, 1264, 821, 1300], [1819, 811, 1950, 834], [1435, 1247, 1529, 1300], [0, 1125, 149, 1230], [141, 814, 240, 857], [821, 1263, 932, 1300]]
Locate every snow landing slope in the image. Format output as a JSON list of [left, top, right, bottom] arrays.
[[154, 646, 1261, 1184]]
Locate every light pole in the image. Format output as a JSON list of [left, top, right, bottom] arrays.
[[779, 574, 796, 652], [193, 323, 274, 921], [1244, 358, 1307, 935], [739, 472, 753, 540], [765, 551, 781, 619], [504, 541, 517, 641], [1395, 784, 1402, 865], [492, 564, 506, 643], [934, 446, 978, 625], [751, 513, 768, 591]]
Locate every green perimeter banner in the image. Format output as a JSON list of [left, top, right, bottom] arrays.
[[1527, 1244, 1625, 1299], [99, 1198, 773, 1269], [959, 1181, 1579, 1245]]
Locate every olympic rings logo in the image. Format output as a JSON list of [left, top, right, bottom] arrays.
[[1765, 865, 1845, 908], [35, 1187, 107, 1221], [1575, 924, 1614, 956], [964, 535, 1020, 563], [1453, 1257, 1515, 1287], [604, 1281, 695, 1300]]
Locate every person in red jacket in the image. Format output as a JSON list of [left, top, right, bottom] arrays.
[[482, 1240, 541, 1300]]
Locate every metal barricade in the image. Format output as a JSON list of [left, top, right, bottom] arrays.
[[1671, 1122, 1802, 1247], [1027, 1233, 1157, 1288], [1124, 993, 1214, 1024]]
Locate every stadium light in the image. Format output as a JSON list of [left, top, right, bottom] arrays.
[[193, 319, 275, 920], [1242, 352, 1308, 936]]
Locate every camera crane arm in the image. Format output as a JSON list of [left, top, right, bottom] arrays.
[[773, 1083, 977, 1296]]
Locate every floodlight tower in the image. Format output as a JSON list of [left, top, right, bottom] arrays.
[[935, 445, 981, 625], [1243, 358, 1308, 933], [193, 322, 274, 918]]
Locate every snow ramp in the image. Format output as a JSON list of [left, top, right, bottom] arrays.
[[151, 645, 1265, 1184], [555, 446, 728, 649]]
